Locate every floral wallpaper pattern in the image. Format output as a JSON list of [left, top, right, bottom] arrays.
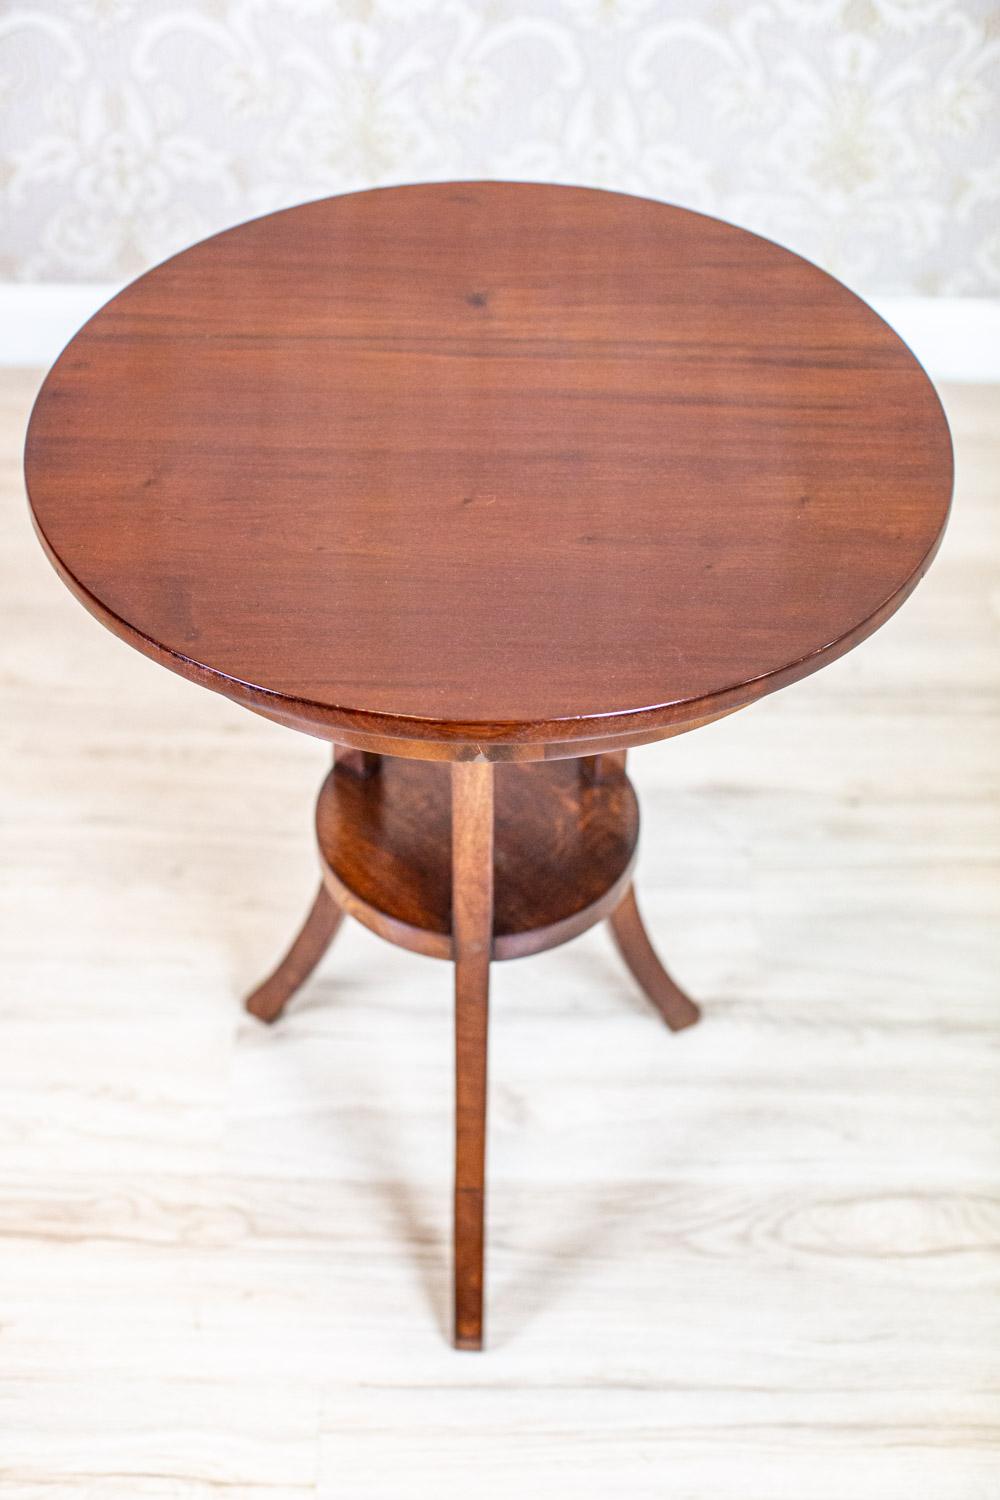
[[1, 0, 998, 293]]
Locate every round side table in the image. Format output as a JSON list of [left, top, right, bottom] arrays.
[[25, 182, 953, 1349]]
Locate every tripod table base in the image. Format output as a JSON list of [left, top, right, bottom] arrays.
[[244, 749, 700, 1348]]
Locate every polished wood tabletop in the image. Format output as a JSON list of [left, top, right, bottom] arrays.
[[25, 183, 952, 757]]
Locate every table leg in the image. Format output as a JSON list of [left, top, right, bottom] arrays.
[[335, 747, 381, 779], [451, 760, 494, 1350], [609, 884, 700, 1031], [580, 748, 628, 783], [245, 884, 344, 1023]]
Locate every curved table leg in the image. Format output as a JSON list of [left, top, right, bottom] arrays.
[[451, 760, 494, 1351], [608, 885, 701, 1032], [245, 883, 344, 1024]]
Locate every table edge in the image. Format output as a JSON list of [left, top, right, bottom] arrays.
[[28, 490, 952, 763]]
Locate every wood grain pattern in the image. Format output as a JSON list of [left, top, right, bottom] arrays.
[[24, 183, 952, 758], [315, 753, 638, 960], [0, 370, 997, 1494], [451, 760, 494, 1350]]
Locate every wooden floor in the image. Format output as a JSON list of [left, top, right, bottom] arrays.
[[1, 367, 998, 1496]]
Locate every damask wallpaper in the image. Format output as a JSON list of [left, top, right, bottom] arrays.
[[1, 0, 997, 294]]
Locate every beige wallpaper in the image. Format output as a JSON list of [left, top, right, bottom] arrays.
[[1, 0, 998, 294]]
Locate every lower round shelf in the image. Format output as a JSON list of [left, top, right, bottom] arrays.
[[316, 755, 639, 960]]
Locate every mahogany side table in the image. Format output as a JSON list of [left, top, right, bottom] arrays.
[[25, 183, 952, 1349]]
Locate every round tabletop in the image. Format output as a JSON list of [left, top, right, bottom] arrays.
[[26, 182, 952, 758]]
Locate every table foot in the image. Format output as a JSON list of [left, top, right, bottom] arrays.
[[245, 884, 344, 1024], [608, 884, 701, 1031]]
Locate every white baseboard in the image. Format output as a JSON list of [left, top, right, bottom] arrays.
[[1, 284, 121, 366], [869, 297, 1000, 384], [1, 282, 998, 383]]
